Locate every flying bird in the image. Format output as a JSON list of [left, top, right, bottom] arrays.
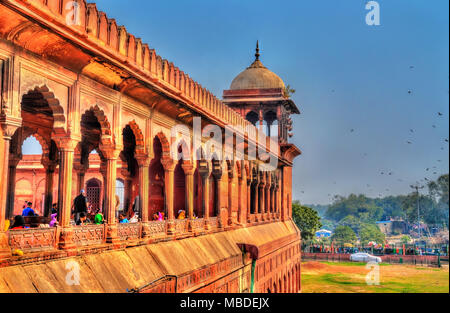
[[438, 112, 443, 116], [407, 141, 412, 144]]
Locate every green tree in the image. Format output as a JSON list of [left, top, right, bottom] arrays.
[[359, 223, 385, 245], [326, 194, 383, 223], [401, 235, 411, 244], [338, 215, 362, 233], [331, 225, 357, 245], [292, 201, 322, 240]]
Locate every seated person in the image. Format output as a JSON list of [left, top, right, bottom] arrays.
[[152, 213, 159, 221], [177, 210, 186, 220], [51, 203, 58, 215], [10, 215, 29, 230], [49, 213, 58, 227], [119, 213, 129, 224], [94, 211, 104, 225], [128, 211, 139, 223], [76, 212, 90, 226], [22, 202, 35, 217]]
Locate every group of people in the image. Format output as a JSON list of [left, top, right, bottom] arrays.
[[4, 201, 59, 231], [71, 189, 139, 226]]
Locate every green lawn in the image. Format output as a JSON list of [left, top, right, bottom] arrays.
[[301, 261, 449, 293]]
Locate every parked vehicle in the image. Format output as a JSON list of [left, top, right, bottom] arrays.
[[350, 252, 382, 263]]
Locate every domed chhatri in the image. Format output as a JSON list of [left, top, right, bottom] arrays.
[[223, 41, 300, 144], [230, 41, 286, 91]]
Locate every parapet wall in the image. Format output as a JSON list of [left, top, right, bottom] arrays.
[[0, 221, 300, 293]]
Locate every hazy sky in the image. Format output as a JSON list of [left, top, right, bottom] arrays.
[[23, 0, 450, 204]]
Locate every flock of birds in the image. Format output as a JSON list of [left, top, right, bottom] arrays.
[[299, 65, 449, 202]]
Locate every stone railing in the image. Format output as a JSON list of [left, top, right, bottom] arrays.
[[72, 224, 105, 246], [8, 0, 276, 153], [118, 222, 141, 241], [147, 220, 166, 237], [208, 217, 219, 230], [190, 218, 205, 232], [8, 228, 57, 252], [174, 219, 187, 234]]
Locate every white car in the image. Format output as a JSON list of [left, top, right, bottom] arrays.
[[350, 252, 382, 263]]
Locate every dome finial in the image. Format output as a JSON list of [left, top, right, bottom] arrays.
[[255, 40, 260, 61]]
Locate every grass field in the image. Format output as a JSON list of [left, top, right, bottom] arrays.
[[301, 261, 449, 293]]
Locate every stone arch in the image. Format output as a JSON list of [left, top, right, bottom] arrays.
[[21, 85, 66, 134], [126, 120, 145, 154], [84, 105, 113, 141], [154, 131, 171, 157], [245, 111, 259, 126]]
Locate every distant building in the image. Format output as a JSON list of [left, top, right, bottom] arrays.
[[376, 219, 408, 235], [316, 229, 332, 238]]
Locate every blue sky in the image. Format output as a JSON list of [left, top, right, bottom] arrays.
[[23, 0, 450, 204]]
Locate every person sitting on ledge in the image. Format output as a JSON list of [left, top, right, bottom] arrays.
[[119, 213, 129, 224], [128, 211, 139, 223], [94, 210, 104, 225], [76, 212, 90, 226], [10, 215, 28, 230], [22, 202, 35, 217], [49, 213, 58, 227], [177, 210, 186, 220]]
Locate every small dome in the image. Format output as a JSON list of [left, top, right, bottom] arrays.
[[230, 42, 285, 90]]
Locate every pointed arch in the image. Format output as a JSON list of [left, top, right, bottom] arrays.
[[22, 85, 66, 133]]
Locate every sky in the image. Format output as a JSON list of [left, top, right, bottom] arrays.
[[23, 0, 450, 205]]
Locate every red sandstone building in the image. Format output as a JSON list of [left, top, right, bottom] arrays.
[[0, 0, 301, 293]]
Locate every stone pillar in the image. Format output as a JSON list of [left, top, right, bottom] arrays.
[[55, 137, 77, 252], [6, 154, 21, 219], [237, 173, 244, 225], [76, 171, 86, 195], [136, 155, 150, 239], [254, 181, 260, 222], [227, 170, 234, 227], [259, 182, 265, 221], [0, 123, 19, 260], [182, 163, 194, 231], [246, 178, 251, 223], [103, 149, 120, 245], [42, 159, 57, 217], [214, 171, 224, 229], [162, 158, 175, 235], [198, 163, 210, 230]]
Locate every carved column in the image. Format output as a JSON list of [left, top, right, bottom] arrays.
[[6, 154, 21, 219], [213, 169, 224, 229], [237, 170, 244, 225], [198, 162, 210, 230], [55, 137, 78, 252], [103, 149, 120, 245], [136, 155, 150, 239], [246, 178, 252, 223], [42, 158, 57, 217], [254, 181, 260, 222], [259, 181, 265, 221], [182, 163, 194, 231], [0, 122, 20, 260], [227, 168, 234, 227], [161, 158, 175, 235]]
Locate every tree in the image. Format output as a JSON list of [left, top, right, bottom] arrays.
[[401, 235, 411, 244], [338, 215, 362, 233], [359, 223, 385, 245], [292, 201, 322, 240], [326, 194, 383, 223], [331, 225, 357, 245]]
